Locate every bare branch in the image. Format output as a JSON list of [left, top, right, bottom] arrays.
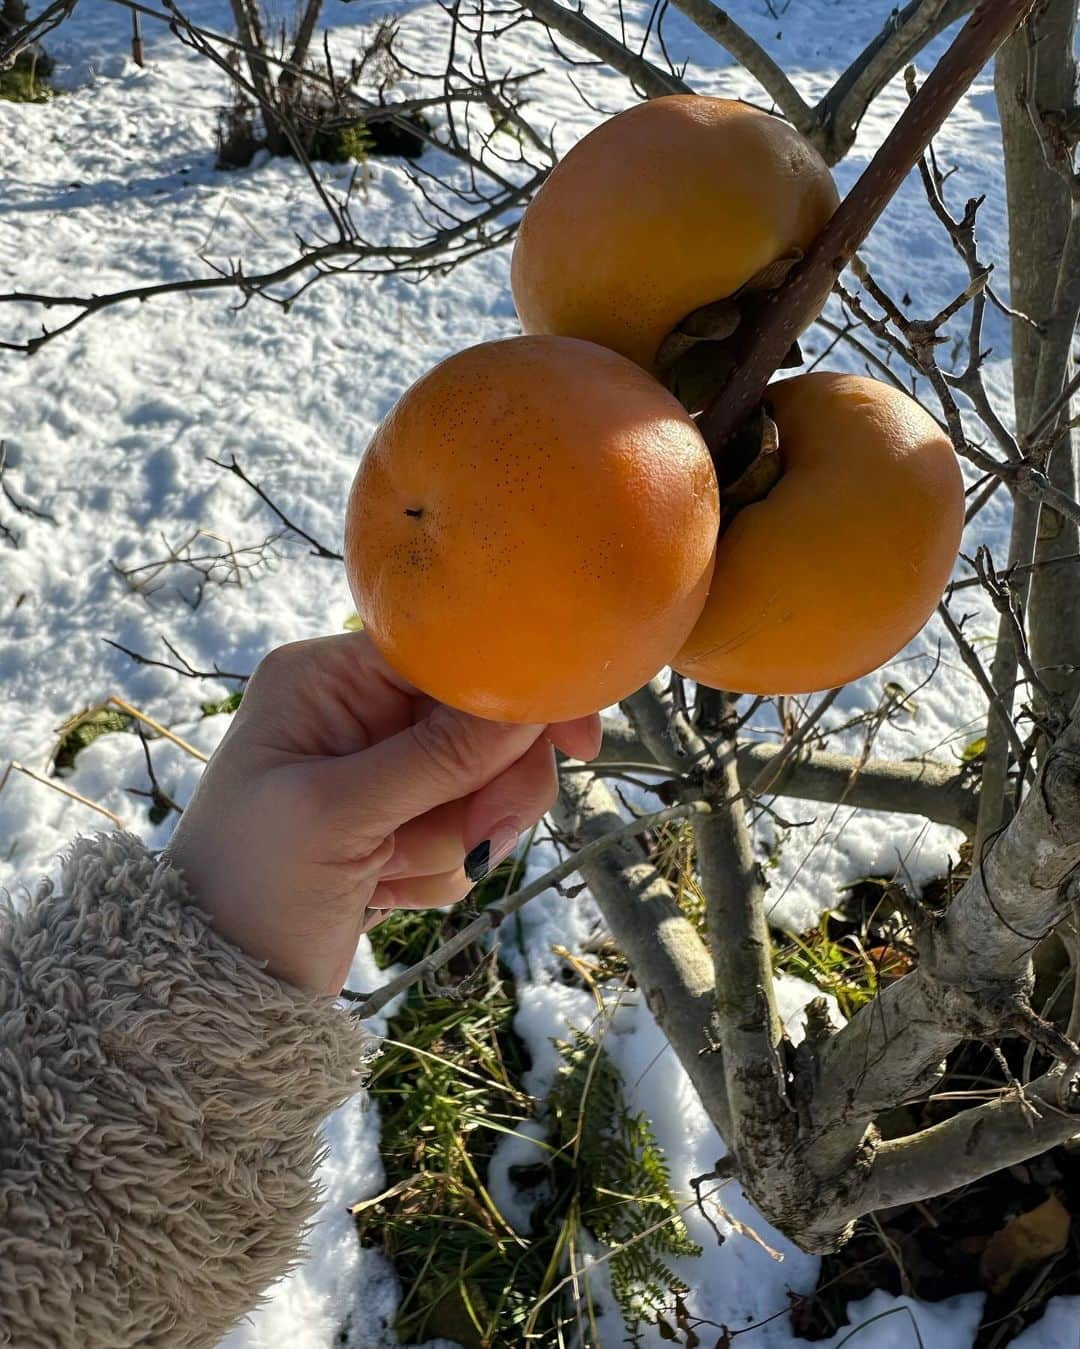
[[860, 1064, 1080, 1213], [811, 695, 1080, 1152], [226, 0, 277, 111], [696, 0, 1038, 455], [102, 636, 249, 684], [819, 0, 977, 160], [664, 0, 815, 136], [207, 455, 344, 560], [517, 0, 689, 98], [742, 740, 979, 834], [550, 768, 733, 1141], [286, 0, 323, 79], [694, 730, 794, 1188], [600, 721, 979, 832]]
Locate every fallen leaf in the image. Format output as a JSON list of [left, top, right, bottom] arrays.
[[979, 1194, 1070, 1293], [865, 945, 913, 981]]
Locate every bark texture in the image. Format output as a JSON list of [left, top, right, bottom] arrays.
[[996, 0, 1080, 709]]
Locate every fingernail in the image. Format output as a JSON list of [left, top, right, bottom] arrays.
[[464, 817, 521, 882]]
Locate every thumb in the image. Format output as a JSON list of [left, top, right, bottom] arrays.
[[315, 703, 546, 839]]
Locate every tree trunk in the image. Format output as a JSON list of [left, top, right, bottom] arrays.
[[229, 0, 292, 156], [0, 0, 29, 36], [995, 2, 1080, 709], [286, 0, 324, 82]]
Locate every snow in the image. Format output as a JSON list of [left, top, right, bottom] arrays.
[[0, 0, 1051, 1346], [1012, 1296, 1080, 1348], [815, 1292, 987, 1348]]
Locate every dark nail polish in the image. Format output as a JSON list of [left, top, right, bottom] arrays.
[[464, 839, 492, 882]]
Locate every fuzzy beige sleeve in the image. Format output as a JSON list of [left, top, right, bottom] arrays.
[[0, 829, 375, 1349]]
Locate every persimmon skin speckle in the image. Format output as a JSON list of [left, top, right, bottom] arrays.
[[511, 95, 839, 373], [344, 335, 721, 722], [674, 372, 966, 696]]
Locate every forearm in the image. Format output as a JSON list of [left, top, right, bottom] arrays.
[[0, 830, 372, 1349]]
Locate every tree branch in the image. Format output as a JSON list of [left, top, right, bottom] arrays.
[[207, 454, 344, 560], [859, 1064, 1080, 1213], [819, 0, 976, 161], [226, 0, 277, 112], [694, 728, 798, 1211], [285, 0, 323, 80], [741, 740, 979, 834], [518, 0, 689, 98], [598, 722, 979, 833], [550, 768, 733, 1142], [696, 0, 1038, 455], [664, 0, 816, 136], [620, 680, 811, 1231], [810, 694, 1080, 1148]]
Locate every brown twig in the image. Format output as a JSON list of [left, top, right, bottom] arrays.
[[936, 600, 1029, 762], [207, 455, 344, 560], [103, 636, 249, 683]]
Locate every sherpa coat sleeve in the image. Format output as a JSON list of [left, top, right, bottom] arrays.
[[0, 828, 375, 1349]]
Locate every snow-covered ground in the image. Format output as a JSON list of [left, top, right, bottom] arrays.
[[0, 0, 1032, 1344]]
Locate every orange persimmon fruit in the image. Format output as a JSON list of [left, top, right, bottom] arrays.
[[511, 95, 839, 374], [344, 335, 721, 722], [674, 372, 965, 695]]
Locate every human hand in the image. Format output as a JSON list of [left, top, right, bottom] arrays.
[[164, 632, 601, 994]]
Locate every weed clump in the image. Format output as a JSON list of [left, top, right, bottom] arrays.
[[359, 871, 698, 1347], [0, 51, 53, 103]]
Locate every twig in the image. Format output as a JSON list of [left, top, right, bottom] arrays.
[[208, 454, 344, 560], [103, 636, 249, 683], [128, 724, 184, 819], [349, 798, 710, 1017], [937, 600, 1029, 762], [950, 548, 1080, 591], [1, 760, 123, 828], [0, 441, 58, 546]]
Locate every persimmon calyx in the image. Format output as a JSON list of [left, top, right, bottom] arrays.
[[717, 404, 783, 528], [657, 248, 806, 414]]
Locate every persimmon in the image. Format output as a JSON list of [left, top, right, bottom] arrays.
[[674, 372, 965, 695], [511, 95, 839, 374], [344, 335, 720, 722]]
